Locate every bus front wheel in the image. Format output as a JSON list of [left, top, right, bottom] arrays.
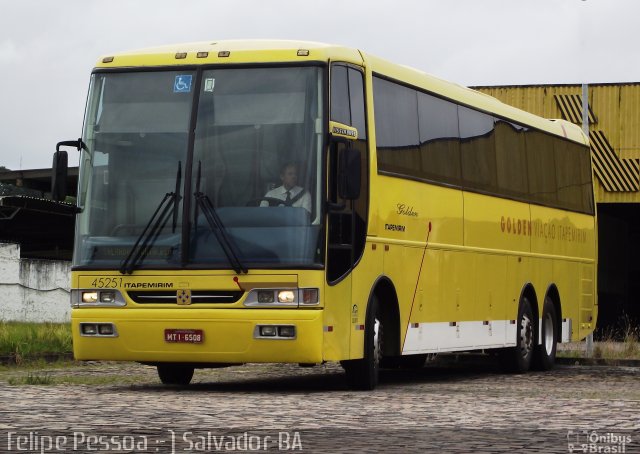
[[157, 364, 194, 385], [342, 295, 383, 390]]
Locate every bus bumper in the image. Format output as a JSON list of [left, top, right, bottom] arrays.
[[71, 308, 324, 364]]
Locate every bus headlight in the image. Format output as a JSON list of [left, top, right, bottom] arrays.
[[277, 290, 296, 303], [100, 291, 116, 304], [82, 292, 99, 303], [244, 288, 320, 307], [257, 290, 275, 303], [72, 290, 126, 307]]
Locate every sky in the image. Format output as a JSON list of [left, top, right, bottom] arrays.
[[0, 0, 638, 170]]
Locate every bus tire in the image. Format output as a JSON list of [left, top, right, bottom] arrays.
[[533, 298, 558, 371], [157, 364, 194, 385], [342, 295, 383, 390], [500, 296, 534, 373]]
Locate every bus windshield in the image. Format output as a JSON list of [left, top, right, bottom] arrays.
[[73, 66, 325, 270]]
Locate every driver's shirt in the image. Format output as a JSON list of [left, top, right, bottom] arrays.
[[261, 185, 311, 213]]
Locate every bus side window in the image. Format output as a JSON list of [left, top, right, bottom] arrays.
[[328, 63, 369, 283]]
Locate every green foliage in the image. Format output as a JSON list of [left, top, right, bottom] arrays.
[[8, 372, 54, 385], [0, 322, 72, 363], [558, 317, 640, 360], [622, 324, 639, 357]]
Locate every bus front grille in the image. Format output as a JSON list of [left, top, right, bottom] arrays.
[[127, 290, 243, 304]]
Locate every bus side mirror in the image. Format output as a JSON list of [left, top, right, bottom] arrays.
[[338, 147, 361, 200], [51, 150, 68, 202], [52, 139, 82, 202]]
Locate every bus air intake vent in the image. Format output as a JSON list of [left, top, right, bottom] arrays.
[[127, 290, 243, 304]]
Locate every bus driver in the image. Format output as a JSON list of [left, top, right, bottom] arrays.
[[261, 163, 311, 213]]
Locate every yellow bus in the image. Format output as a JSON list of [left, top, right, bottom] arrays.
[[57, 40, 597, 390]]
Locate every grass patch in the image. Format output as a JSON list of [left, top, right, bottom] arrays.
[[559, 317, 640, 360], [0, 358, 75, 373], [8, 372, 54, 385], [0, 322, 72, 363], [6, 372, 150, 386], [622, 324, 640, 357], [596, 317, 640, 359], [55, 374, 150, 386]]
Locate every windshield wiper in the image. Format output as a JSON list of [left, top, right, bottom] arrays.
[[194, 161, 248, 274], [119, 162, 182, 274]]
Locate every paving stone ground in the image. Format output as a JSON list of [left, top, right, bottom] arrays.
[[0, 359, 638, 453]]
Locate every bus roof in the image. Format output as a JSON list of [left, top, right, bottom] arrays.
[[96, 39, 587, 145], [96, 39, 364, 69]]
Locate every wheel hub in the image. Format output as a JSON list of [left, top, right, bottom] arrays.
[[373, 318, 383, 367], [543, 312, 554, 355], [520, 313, 533, 358]]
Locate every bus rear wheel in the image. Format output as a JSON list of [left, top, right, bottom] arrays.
[[342, 296, 383, 390], [533, 298, 558, 371], [157, 364, 194, 385], [500, 296, 534, 373]]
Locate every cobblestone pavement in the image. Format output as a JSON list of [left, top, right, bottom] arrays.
[[0, 359, 638, 453]]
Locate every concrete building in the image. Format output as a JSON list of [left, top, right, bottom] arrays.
[[0, 168, 77, 260], [0, 168, 77, 321], [0, 242, 70, 322]]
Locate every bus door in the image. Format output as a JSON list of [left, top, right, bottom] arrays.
[[324, 62, 369, 360]]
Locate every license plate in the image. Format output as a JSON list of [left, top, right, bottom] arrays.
[[164, 329, 204, 344]]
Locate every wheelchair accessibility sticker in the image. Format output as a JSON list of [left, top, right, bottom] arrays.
[[174, 75, 193, 93]]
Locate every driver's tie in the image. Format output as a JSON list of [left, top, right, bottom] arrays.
[[285, 190, 291, 204]]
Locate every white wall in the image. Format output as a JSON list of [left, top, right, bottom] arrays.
[[0, 243, 71, 322]]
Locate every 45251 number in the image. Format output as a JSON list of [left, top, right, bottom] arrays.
[[90, 277, 123, 288]]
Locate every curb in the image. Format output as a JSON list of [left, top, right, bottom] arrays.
[[557, 357, 640, 367]]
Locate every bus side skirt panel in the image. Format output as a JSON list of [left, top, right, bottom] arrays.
[[402, 320, 517, 354]]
